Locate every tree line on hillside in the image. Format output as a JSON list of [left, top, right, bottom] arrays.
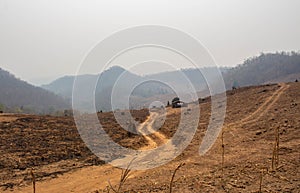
[[223, 51, 300, 89], [0, 68, 70, 114]]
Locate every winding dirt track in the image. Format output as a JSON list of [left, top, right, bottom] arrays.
[[138, 111, 168, 150], [225, 83, 289, 137], [9, 84, 290, 193], [11, 111, 169, 193], [238, 83, 289, 126]]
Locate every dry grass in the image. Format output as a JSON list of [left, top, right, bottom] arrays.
[[257, 166, 268, 193], [107, 159, 135, 193]]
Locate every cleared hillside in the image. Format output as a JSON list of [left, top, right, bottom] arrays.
[[0, 82, 299, 192]]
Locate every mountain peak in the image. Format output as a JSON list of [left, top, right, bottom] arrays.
[[104, 66, 126, 73]]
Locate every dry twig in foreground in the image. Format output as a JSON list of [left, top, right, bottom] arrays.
[[108, 159, 135, 193], [30, 168, 36, 193], [169, 163, 185, 193]]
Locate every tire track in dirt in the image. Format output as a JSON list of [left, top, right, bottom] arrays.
[[6, 110, 171, 193], [226, 83, 290, 137], [138, 111, 168, 150], [11, 165, 127, 193], [9, 84, 290, 193], [5, 84, 292, 193], [237, 83, 290, 126], [99, 110, 170, 190]]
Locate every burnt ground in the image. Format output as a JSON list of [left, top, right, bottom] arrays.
[[0, 83, 299, 192], [0, 109, 149, 190], [115, 83, 300, 193]]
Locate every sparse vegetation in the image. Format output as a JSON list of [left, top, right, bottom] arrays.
[[0, 83, 299, 192], [258, 168, 267, 193]]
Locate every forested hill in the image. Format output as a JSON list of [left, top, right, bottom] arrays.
[[40, 51, 300, 111], [0, 68, 70, 114], [224, 52, 300, 88]]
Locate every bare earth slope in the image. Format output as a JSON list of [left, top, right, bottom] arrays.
[[1, 82, 299, 192]]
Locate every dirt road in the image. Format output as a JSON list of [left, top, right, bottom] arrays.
[[138, 111, 168, 150], [5, 83, 298, 193], [224, 83, 289, 133], [10, 111, 169, 193]]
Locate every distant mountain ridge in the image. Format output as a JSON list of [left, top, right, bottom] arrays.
[[42, 66, 225, 111], [1, 51, 298, 114], [0, 68, 70, 114], [42, 66, 229, 97], [42, 51, 300, 111]]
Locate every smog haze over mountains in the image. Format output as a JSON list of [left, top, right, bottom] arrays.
[[1, 52, 299, 113], [1, 0, 299, 86]]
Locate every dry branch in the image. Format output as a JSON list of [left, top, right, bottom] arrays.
[[169, 163, 185, 193]]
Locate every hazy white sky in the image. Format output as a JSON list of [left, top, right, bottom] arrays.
[[0, 0, 299, 85]]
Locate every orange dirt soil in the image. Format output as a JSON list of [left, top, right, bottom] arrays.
[[1, 83, 299, 192]]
